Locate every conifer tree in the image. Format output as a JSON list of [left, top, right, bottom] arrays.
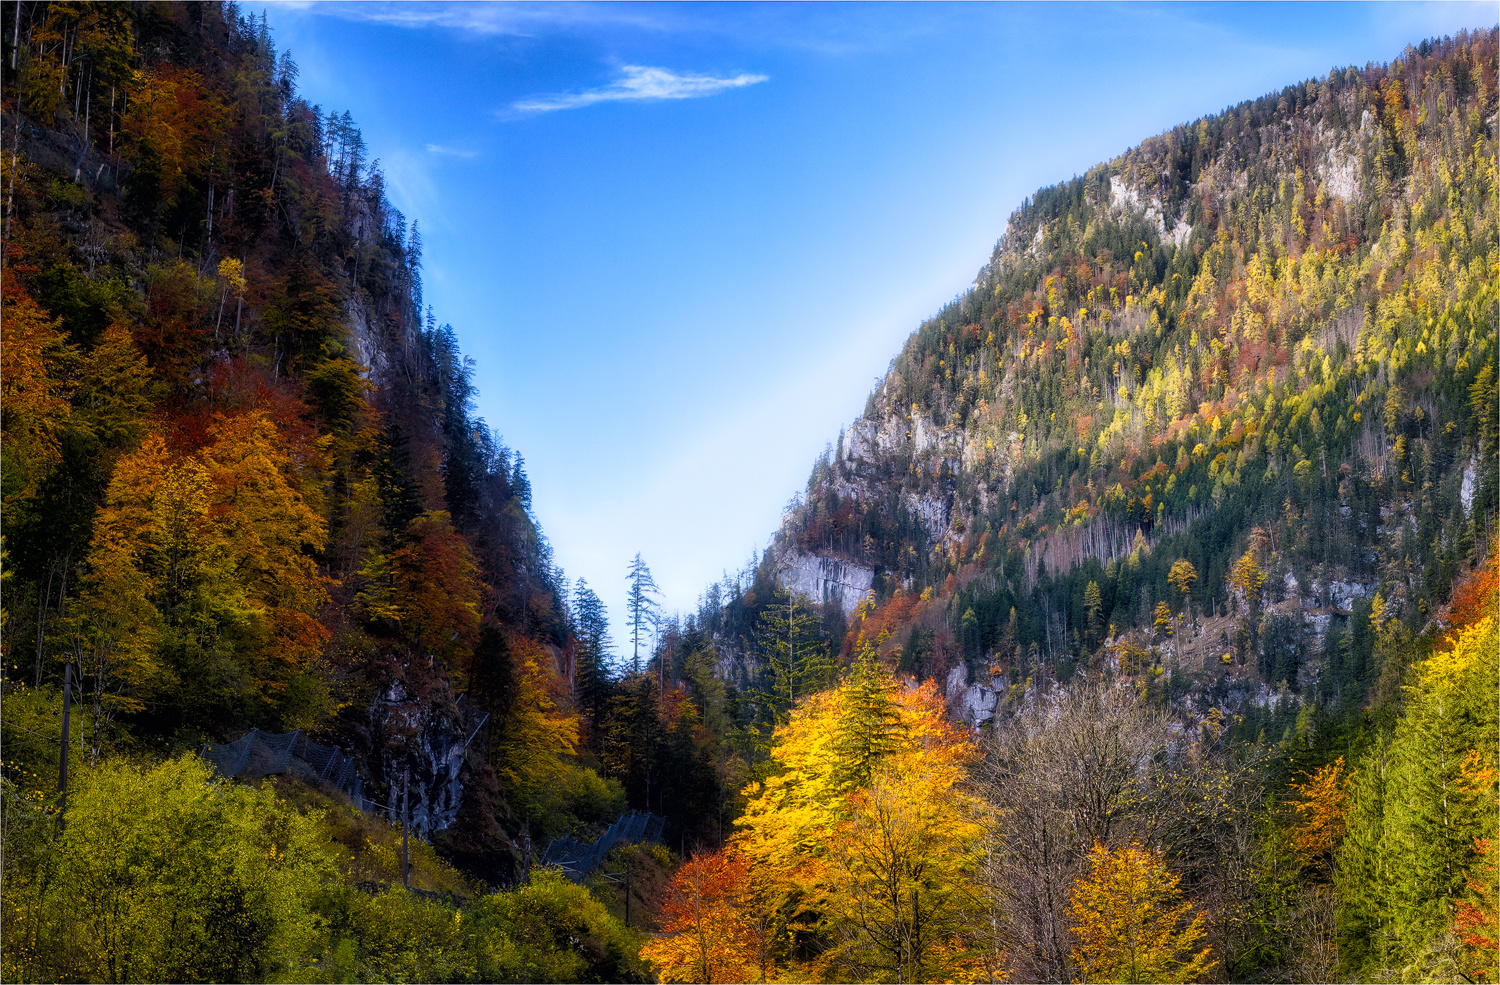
[[830, 640, 902, 793], [1336, 615, 1500, 975], [625, 553, 661, 675], [754, 589, 830, 729], [1084, 580, 1104, 643], [572, 579, 614, 733]]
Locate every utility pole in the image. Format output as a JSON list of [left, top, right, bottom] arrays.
[[521, 816, 532, 884], [57, 662, 71, 830], [624, 863, 631, 928], [401, 767, 410, 889]]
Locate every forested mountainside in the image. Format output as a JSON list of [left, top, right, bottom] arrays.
[[1, 6, 1495, 984], [654, 30, 1498, 984], [764, 30, 1499, 726], [1, 3, 672, 980]]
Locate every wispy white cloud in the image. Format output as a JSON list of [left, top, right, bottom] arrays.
[[281, 1, 927, 58], [291, 2, 667, 38], [513, 65, 767, 113], [425, 143, 477, 158]]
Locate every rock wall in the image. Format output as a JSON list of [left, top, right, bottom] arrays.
[[368, 680, 487, 838], [776, 550, 875, 615]]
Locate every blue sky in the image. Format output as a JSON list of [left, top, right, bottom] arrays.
[[264, 1, 1492, 645]]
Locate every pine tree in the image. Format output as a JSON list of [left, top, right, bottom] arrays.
[[754, 589, 830, 729], [510, 454, 532, 514], [572, 579, 614, 733], [830, 641, 902, 793], [1336, 616, 1500, 976], [1084, 581, 1104, 643], [626, 553, 661, 675]]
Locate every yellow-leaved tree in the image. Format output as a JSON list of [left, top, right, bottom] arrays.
[[491, 630, 579, 803], [70, 410, 332, 743], [69, 432, 242, 755], [1167, 559, 1197, 629], [733, 646, 989, 982], [1069, 841, 1213, 984]]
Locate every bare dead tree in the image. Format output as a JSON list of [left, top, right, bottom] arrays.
[[976, 676, 1269, 981]]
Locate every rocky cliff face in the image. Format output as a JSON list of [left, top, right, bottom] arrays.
[[775, 551, 874, 615], [367, 680, 489, 838]]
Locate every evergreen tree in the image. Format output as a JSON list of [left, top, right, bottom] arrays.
[[625, 553, 661, 675], [572, 579, 614, 733], [753, 589, 831, 730], [373, 422, 424, 540], [604, 673, 664, 811], [830, 641, 902, 793], [1084, 580, 1104, 643], [1336, 615, 1500, 977]]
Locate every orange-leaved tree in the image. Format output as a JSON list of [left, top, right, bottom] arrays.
[[1069, 841, 1213, 984], [1453, 831, 1499, 984], [641, 848, 764, 984], [0, 273, 74, 501], [356, 510, 481, 678], [70, 433, 245, 750], [1287, 757, 1350, 880], [71, 410, 334, 741], [201, 410, 331, 701], [1453, 747, 1499, 983]]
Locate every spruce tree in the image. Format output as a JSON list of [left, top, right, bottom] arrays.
[[572, 579, 614, 734], [754, 589, 831, 728], [625, 553, 661, 675], [831, 640, 902, 793], [1084, 580, 1104, 643]]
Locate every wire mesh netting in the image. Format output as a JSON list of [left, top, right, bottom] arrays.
[[541, 811, 666, 880], [201, 729, 371, 809]]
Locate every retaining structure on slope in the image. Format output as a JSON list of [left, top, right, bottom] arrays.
[[201, 728, 374, 811], [540, 811, 665, 881]]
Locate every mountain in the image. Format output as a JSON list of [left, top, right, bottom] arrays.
[[656, 33, 1497, 982], [760, 30, 1498, 732], [1, 0, 627, 947]]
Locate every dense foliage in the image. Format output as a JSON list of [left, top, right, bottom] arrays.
[[1, 6, 1495, 983], [0, 2, 682, 979], [657, 28, 1500, 985]]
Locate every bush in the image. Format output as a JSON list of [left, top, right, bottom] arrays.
[[4, 755, 334, 982], [467, 871, 647, 983]]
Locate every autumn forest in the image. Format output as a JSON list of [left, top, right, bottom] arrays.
[[1, 5, 1497, 984]]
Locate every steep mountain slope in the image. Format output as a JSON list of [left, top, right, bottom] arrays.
[[0, 0, 587, 887], [770, 32, 1498, 726]]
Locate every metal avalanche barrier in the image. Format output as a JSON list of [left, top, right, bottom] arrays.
[[200, 728, 374, 811], [540, 810, 665, 881]]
